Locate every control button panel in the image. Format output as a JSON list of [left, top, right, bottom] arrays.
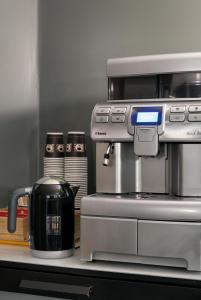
[[111, 107, 127, 114], [91, 103, 132, 141], [111, 115, 125, 123], [96, 107, 111, 114], [160, 102, 201, 141], [188, 113, 201, 122], [92, 101, 201, 142], [170, 106, 186, 113], [95, 116, 109, 123], [189, 105, 201, 112], [169, 114, 185, 122]]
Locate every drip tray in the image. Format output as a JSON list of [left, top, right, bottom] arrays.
[[81, 193, 201, 221]]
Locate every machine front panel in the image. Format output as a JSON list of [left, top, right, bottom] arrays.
[[91, 100, 201, 142]]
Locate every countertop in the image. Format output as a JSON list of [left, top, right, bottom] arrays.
[[0, 245, 201, 282]]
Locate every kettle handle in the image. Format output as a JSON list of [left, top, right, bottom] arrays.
[[8, 187, 32, 233]]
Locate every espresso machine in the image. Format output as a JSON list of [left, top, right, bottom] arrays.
[[80, 52, 201, 271]]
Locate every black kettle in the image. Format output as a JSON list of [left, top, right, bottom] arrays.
[[8, 177, 79, 259]]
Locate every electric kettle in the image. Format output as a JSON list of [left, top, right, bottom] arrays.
[[8, 177, 79, 259]]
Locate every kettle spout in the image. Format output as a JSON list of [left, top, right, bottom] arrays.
[[71, 185, 79, 197]]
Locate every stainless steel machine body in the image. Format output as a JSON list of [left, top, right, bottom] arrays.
[[80, 53, 201, 271]]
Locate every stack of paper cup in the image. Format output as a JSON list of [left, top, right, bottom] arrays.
[[64, 132, 88, 210], [43, 132, 64, 178]]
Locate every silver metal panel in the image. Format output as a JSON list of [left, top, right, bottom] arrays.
[[81, 194, 201, 221], [134, 126, 159, 156], [160, 100, 201, 141], [171, 144, 201, 196], [91, 103, 132, 142], [92, 101, 201, 142], [141, 144, 168, 193], [134, 155, 142, 193], [80, 216, 137, 261], [138, 220, 201, 271], [96, 143, 136, 193], [107, 52, 201, 77], [128, 100, 201, 142], [91, 252, 186, 269], [160, 101, 201, 142], [96, 143, 168, 194]]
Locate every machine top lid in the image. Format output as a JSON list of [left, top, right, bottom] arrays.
[[107, 52, 201, 77]]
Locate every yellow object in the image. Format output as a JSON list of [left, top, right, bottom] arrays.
[[0, 240, 29, 246]]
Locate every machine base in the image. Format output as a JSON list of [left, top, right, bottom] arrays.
[[82, 252, 187, 270], [81, 194, 201, 271]]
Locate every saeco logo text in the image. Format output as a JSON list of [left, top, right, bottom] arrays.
[[95, 132, 107, 136]]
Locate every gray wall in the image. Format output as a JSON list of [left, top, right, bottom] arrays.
[[0, 0, 39, 207], [39, 0, 201, 192]]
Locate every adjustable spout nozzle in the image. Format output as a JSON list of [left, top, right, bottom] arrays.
[[103, 142, 114, 166]]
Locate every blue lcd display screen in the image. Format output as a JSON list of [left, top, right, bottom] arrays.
[[136, 112, 159, 123], [131, 107, 162, 126]]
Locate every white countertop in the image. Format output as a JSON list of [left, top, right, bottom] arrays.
[[0, 245, 201, 282]]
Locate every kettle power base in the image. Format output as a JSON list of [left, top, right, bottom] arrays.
[[31, 249, 74, 259], [81, 194, 201, 271]]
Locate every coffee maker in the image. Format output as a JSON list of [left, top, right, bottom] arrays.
[[80, 52, 201, 271]]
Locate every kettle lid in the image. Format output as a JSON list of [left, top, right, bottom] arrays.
[[36, 176, 67, 185]]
